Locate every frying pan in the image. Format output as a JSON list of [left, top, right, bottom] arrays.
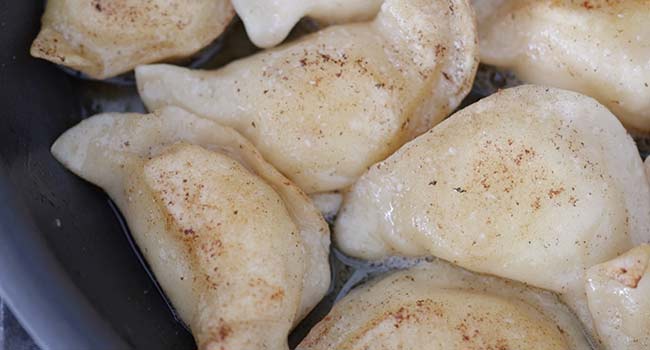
[[0, 2, 532, 349]]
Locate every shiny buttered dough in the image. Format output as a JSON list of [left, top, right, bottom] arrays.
[[233, 0, 382, 48], [136, 0, 478, 194], [474, 0, 650, 133], [298, 260, 591, 350], [51, 107, 330, 350], [335, 85, 650, 336], [31, 0, 235, 79], [586, 244, 650, 350]]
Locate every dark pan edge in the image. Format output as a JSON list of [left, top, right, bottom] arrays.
[[0, 163, 131, 350]]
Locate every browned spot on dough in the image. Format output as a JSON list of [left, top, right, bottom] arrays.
[[218, 325, 232, 341], [271, 289, 284, 301], [531, 197, 541, 210], [548, 187, 565, 199]]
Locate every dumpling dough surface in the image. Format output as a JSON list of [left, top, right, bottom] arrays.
[[233, 0, 382, 48], [586, 244, 650, 350], [298, 260, 591, 350], [474, 0, 650, 133], [51, 107, 330, 350], [31, 0, 235, 79], [136, 0, 478, 193], [335, 85, 650, 335]]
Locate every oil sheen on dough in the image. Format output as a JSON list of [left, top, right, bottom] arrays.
[[298, 260, 591, 350], [474, 0, 650, 133], [233, 0, 382, 48], [31, 0, 234, 79], [51, 107, 330, 350], [335, 85, 650, 340], [136, 0, 478, 194]]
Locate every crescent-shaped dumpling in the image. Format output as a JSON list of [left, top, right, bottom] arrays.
[[232, 0, 382, 48], [51, 106, 330, 350], [298, 260, 591, 350], [586, 244, 650, 350], [335, 85, 650, 335], [473, 0, 650, 133], [31, 0, 235, 79], [136, 0, 478, 194]]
